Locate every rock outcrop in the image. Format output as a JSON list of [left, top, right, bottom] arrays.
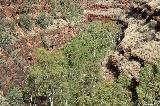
[[90, 0, 160, 81]]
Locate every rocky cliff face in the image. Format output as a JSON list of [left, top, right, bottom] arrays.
[[99, 0, 160, 81]]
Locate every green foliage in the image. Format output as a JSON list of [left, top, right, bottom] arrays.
[[63, 21, 119, 70], [51, 0, 83, 24], [0, 25, 12, 49], [24, 21, 132, 106], [92, 74, 132, 106], [60, 0, 83, 22], [26, 48, 132, 106], [36, 12, 49, 29], [25, 48, 68, 105], [0, 33, 11, 48], [19, 14, 32, 31], [137, 63, 160, 105], [6, 86, 23, 106], [0, 24, 5, 32]]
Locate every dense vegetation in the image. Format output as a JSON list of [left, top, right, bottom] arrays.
[[137, 63, 160, 105], [5, 21, 160, 106], [5, 21, 130, 105], [24, 21, 123, 105], [1, 0, 160, 106]]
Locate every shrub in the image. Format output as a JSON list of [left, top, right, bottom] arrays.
[[137, 63, 160, 106], [36, 12, 49, 29], [40, 34, 52, 48], [0, 24, 5, 32], [19, 14, 32, 31], [0, 25, 12, 49], [25, 48, 68, 105], [50, 0, 83, 24], [60, 0, 83, 23], [6, 86, 23, 106]]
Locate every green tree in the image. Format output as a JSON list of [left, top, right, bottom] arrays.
[[25, 21, 127, 106], [137, 63, 160, 105], [63, 21, 119, 70], [6, 86, 23, 106], [25, 48, 68, 105], [92, 74, 132, 106]]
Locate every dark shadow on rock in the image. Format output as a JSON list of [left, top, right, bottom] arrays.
[[129, 55, 145, 67], [128, 78, 139, 106], [115, 20, 128, 45], [106, 56, 120, 78]]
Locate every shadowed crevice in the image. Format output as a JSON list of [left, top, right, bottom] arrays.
[[129, 55, 145, 67], [106, 56, 121, 78], [128, 78, 139, 106]]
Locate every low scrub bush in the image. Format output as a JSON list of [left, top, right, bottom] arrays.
[[36, 12, 49, 29], [0, 25, 12, 49], [19, 14, 32, 31], [6, 86, 23, 106]]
